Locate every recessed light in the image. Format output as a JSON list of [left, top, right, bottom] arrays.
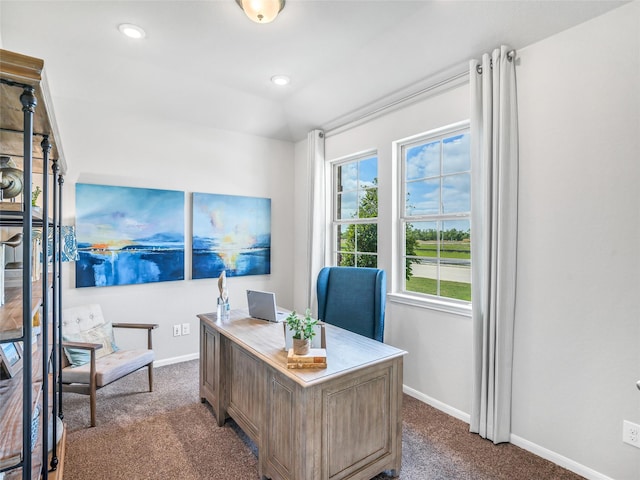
[[271, 75, 290, 86], [118, 23, 146, 39]]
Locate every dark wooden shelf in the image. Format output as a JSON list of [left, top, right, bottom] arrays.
[[0, 209, 52, 228], [0, 378, 43, 472], [0, 280, 45, 342]]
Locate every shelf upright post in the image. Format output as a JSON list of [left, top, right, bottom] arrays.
[[40, 135, 52, 480], [56, 170, 64, 421], [20, 85, 36, 480], [40, 135, 59, 474], [51, 157, 62, 421]]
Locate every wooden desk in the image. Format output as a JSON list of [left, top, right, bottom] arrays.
[[198, 309, 406, 480]]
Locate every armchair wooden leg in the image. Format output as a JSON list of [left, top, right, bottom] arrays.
[[90, 350, 97, 427], [148, 362, 154, 392], [90, 383, 97, 427], [147, 329, 155, 393]]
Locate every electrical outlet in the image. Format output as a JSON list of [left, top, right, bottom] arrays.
[[182, 323, 190, 335], [173, 324, 181, 337], [623, 420, 640, 448]]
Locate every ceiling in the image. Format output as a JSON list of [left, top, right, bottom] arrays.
[[0, 0, 627, 143]]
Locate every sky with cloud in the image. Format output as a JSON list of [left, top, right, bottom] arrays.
[[76, 184, 184, 245], [405, 132, 470, 219]]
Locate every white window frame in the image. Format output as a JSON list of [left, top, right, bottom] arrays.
[[388, 120, 472, 317], [329, 150, 379, 268]]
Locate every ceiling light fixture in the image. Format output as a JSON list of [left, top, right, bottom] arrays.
[[271, 75, 290, 86], [118, 23, 146, 39], [235, 0, 285, 24]]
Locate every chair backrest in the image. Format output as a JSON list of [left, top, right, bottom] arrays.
[[62, 304, 108, 336], [316, 266, 386, 342], [61, 304, 118, 367]]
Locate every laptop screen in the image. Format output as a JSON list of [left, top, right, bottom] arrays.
[[247, 290, 286, 322]]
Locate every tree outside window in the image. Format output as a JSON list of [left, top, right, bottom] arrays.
[[334, 155, 379, 268]]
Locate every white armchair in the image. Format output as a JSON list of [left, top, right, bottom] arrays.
[[61, 304, 158, 427]]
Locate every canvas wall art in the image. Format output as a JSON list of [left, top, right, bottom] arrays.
[[75, 184, 185, 288], [192, 192, 271, 279]]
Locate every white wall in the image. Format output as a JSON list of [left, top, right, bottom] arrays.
[[57, 98, 295, 364], [512, 3, 639, 479], [293, 2, 639, 479]]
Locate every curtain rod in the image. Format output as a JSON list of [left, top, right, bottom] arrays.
[[323, 69, 469, 138], [476, 49, 516, 74], [323, 48, 516, 137]]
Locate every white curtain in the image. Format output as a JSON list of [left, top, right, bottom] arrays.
[[469, 45, 519, 443], [307, 129, 326, 311]]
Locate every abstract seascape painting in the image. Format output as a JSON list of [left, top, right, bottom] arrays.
[[192, 192, 271, 279], [75, 184, 185, 288]]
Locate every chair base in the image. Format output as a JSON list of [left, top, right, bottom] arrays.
[[63, 363, 154, 427]]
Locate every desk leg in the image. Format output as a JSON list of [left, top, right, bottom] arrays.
[[215, 411, 226, 427], [214, 345, 226, 427], [200, 322, 228, 426]]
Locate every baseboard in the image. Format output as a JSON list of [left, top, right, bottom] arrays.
[[154, 352, 199, 368], [403, 385, 612, 480], [509, 434, 615, 480], [402, 385, 470, 423]]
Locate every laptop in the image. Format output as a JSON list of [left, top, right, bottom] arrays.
[[247, 290, 287, 322]]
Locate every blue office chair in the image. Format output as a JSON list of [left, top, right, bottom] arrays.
[[316, 266, 386, 342]]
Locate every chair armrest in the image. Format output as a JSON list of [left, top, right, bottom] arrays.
[[62, 341, 103, 351], [61, 341, 100, 383], [112, 323, 158, 350], [112, 323, 159, 330]]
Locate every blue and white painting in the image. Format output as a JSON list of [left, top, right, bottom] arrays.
[[192, 193, 271, 279], [75, 184, 185, 288]]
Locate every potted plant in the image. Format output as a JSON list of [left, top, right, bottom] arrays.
[[286, 308, 318, 355], [31, 185, 41, 207]]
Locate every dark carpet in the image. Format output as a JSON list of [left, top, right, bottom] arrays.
[[62, 360, 584, 480]]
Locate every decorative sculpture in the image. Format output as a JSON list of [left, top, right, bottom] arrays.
[[217, 271, 230, 320], [2, 232, 23, 269], [0, 156, 24, 201]]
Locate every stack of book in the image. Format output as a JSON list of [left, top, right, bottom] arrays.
[[287, 348, 327, 369]]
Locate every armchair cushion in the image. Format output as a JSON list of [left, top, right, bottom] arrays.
[[61, 348, 154, 387], [62, 304, 120, 367]]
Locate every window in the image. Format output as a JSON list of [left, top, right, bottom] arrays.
[[400, 124, 471, 303], [332, 153, 378, 267]]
